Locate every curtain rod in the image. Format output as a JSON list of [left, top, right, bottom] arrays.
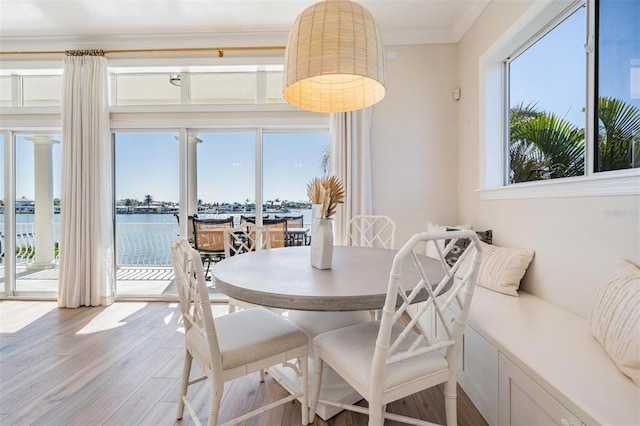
[[0, 45, 286, 56]]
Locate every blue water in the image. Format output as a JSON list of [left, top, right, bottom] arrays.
[[4, 209, 311, 226], [2, 209, 311, 265]]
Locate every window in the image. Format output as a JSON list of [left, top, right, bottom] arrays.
[[191, 73, 256, 104], [0, 74, 62, 107], [112, 66, 286, 106], [22, 76, 62, 107], [0, 77, 11, 106], [507, 5, 586, 184], [595, 0, 640, 172], [500, 0, 639, 190], [115, 74, 181, 105], [266, 71, 286, 104]]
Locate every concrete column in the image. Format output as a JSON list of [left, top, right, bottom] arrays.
[[187, 134, 202, 216], [26, 135, 60, 269]]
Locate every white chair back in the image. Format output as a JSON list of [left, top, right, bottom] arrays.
[[170, 236, 309, 425], [309, 230, 483, 426], [170, 237, 223, 376], [375, 229, 482, 369], [223, 223, 271, 258], [348, 215, 396, 249]]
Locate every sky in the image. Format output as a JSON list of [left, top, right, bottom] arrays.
[[509, 5, 586, 127], [114, 131, 328, 204]]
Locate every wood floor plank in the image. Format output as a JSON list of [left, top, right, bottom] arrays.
[[245, 373, 289, 426], [0, 301, 488, 426], [103, 377, 177, 426], [139, 401, 180, 426], [2, 329, 157, 423], [65, 347, 178, 426], [0, 303, 171, 422], [216, 373, 261, 424]]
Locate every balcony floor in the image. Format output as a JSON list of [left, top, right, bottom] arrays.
[[5, 266, 228, 301]]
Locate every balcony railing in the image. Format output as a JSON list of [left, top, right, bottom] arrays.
[[116, 222, 179, 267], [2, 222, 179, 267], [0, 222, 55, 265]]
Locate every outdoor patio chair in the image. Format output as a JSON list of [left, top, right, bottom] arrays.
[[309, 230, 483, 426], [348, 214, 396, 249], [192, 216, 234, 279], [276, 215, 307, 246], [240, 214, 270, 224], [170, 237, 309, 426], [262, 218, 288, 248], [276, 214, 304, 228], [174, 213, 198, 245]]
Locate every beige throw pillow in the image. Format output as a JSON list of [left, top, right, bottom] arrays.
[[590, 259, 640, 386], [455, 241, 534, 296]]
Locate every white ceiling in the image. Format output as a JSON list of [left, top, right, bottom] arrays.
[[0, 0, 490, 52]]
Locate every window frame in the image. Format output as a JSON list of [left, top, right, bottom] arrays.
[[478, 0, 639, 200]]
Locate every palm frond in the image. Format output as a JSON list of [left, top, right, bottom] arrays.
[[307, 175, 345, 218]]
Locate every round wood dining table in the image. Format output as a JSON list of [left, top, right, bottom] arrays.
[[211, 245, 447, 312]]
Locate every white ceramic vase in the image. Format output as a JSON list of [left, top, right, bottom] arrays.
[[310, 204, 334, 269]]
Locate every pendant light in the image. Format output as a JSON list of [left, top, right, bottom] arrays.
[[283, 0, 386, 113]]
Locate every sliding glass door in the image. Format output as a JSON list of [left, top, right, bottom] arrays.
[[12, 133, 61, 295], [114, 131, 179, 297]]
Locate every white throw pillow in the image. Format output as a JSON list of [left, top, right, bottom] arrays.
[[455, 241, 534, 296], [590, 259, 640, 386], [425, 221, 470, 258]]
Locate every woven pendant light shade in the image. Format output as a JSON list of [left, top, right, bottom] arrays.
[[283, 0, 386, 113]]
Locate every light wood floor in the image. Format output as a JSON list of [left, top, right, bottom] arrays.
[[0, 301, 488, 426]]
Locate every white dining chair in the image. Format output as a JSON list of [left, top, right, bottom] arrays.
[[309, 230, 483, 426], [348, 215, 396, 249], [170, 237, 309, 426], [223, 223, 282, 314]]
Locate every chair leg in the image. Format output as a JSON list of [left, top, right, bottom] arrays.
[[207, 382, 224, 426], [444, 378, 458, 426], [308, 355, 324, 422], [368, 405, 385, 426], [176, 350, 193, 420], [300, 355, 309, 425]]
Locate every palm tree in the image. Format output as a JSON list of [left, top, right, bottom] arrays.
[[144, 194, 153, 208], [321, 144, 330, 175], [597, 97, 640, 171], [509, 103, 584, 183], [509, 98, 639, 183]]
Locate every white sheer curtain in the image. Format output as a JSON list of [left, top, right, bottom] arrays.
[[330, 107, 373, 245], [58, 53, 115, 308]]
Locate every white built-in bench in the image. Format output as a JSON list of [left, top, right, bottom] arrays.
[[456, 286, 640, 426]]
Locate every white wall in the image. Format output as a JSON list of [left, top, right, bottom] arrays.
[[456, 0, 640, 318], [370, 44, 460, 248]]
